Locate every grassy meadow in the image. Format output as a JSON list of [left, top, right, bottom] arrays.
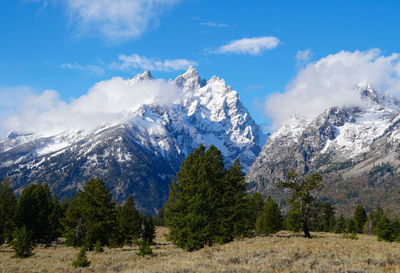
[[1, 227, 400, 273]]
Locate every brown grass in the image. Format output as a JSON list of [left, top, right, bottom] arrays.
[[1, 228, 400, 273]]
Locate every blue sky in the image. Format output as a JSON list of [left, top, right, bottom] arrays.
[[1, 0, 400, 134]]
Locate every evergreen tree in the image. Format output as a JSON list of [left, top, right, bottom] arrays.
[[346, 219, 357, 234], [142, 216, 156, 245], [286, 202, 302, 232], [222, 159, 253, 238], [165, 145, 251, 251], [11, 226, 33, 258], [155, 207, 166, 226], [63, 178, 116, 249], [117, 195, 141, 245], [0, 178, 17, 244], [391, 216, 400, 242], [354, 205, 367, 233], [364, 207, 384, 235], [16, 183, 59, 244], [321, 202, 335, 232], [63, 198, 85, 247], [376, 213, 394, 242], [334, 215, 345, 234], [278, 170, 324, 238], [72, 246, 91, 268], [249, 192, 265, 225], [256, 196, 283, 235]]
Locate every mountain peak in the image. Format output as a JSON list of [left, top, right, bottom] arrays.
[[183, 66, 198, 77], [128, 71, 153, 85], [356, 82, 380, 104], [175, 66, 206, 91]]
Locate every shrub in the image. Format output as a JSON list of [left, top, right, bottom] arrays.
[[72, 246, 91, 268], [95, 240, 103, 253], [137, 240, 153, 256], [10, 226, 33, 258]]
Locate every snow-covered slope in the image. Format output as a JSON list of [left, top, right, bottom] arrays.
[[247, 83, 400, 215], [0, 67, 266, 214]]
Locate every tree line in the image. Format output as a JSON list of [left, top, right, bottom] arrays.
[[0, 177, 155, 260], [1, 144, 400, 264]]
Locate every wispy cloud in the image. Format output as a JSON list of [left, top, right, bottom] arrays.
[[200, 21, 228, 28], [58, 0, 181, 42], [245, 85, 263, 91], [295, 49, 312, 62], [61, 62, 105, 76], [113, 54, 198, 72], [216, 36, 280, 55], [265, 49, 400, 128]]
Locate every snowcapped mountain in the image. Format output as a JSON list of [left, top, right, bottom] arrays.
[[0, 67, 266, 214], [247, 83, 400, 215]]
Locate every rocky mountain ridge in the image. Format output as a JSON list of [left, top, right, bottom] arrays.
[[0, 67, 266, 214], [247, 83, 400, 215]]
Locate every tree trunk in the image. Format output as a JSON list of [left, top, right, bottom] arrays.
[[301, 202, 311, 238], [302, 218, 311, 238]]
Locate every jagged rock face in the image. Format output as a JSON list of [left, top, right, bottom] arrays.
[[247, 84, 400, 215], [0, 67, 266, 215]]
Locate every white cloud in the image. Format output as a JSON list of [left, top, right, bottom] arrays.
[[295, 49, 312, 62], [64, 0, 181, 42], [200, 22, 228, 28], [0, 77, 181, 136], [114, 54, 198, 72], [61, 62, 105, 76], [265, 49, 400, 128], [216, 37, 280, 55]]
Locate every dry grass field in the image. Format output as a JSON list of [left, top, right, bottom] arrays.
[[1, 227, 400, 273]]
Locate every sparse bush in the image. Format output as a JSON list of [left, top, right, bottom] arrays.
[[72, 246, 90, 268], [342, 232, 358, 240]]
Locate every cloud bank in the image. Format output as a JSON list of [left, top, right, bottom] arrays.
[[265, 49, 400, 128], [217, 37, 280, 55], [0, 78, 181, 136], [64, 0, 181, 41], [114, 54, 197, 72]]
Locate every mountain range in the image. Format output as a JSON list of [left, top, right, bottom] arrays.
[[0, 67, 266, 215], [247, 83, 400, 215], [2, 67, 400, 216]]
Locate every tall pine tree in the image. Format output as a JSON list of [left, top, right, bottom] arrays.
[[256, 196, 283, 235], [16, 183, 59, 244], [117, 195, 141, 245], [0, 178, 17, 244], [63, 178, 116, 249], [353, 205, 367, 233], [278, 170, 323, 238], [165, 145, 251, 251]]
